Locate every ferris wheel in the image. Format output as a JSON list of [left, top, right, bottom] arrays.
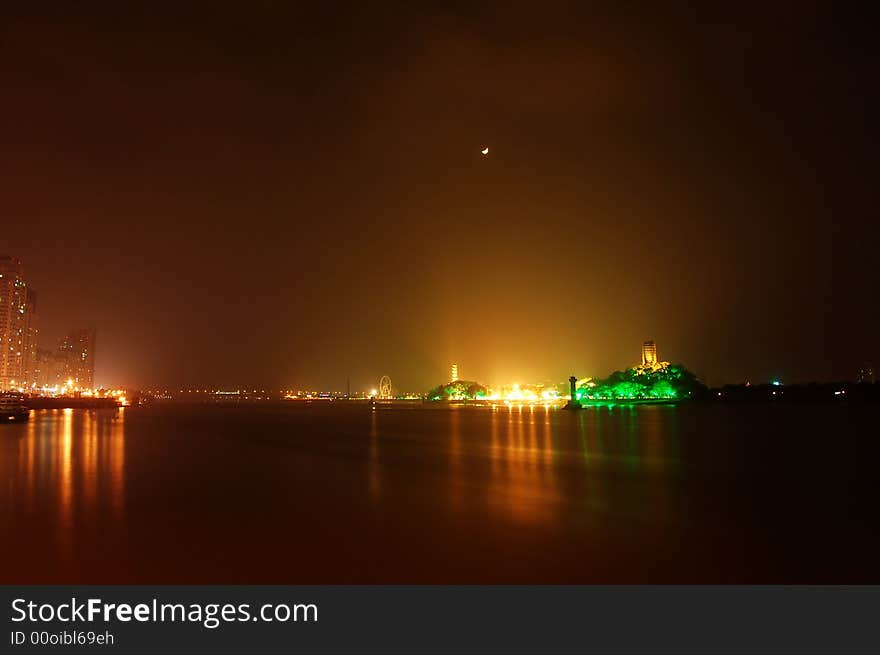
[[378, 375, 393, 399]]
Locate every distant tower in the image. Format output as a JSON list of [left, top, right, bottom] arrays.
[[450, 363, 459, 383], [641, 341, 658, 367]]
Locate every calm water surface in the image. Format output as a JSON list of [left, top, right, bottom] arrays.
[[1, 403, 878, 583]]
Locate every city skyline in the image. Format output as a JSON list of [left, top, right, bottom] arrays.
[[1, 255, 98, 392], [2, 252, 876, 390], [2, 4, 876, 390]]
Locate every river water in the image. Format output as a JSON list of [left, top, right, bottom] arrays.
[[1, 403, 878, 583]]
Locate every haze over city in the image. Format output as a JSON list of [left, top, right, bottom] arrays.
[[2, 3, 875, 390]]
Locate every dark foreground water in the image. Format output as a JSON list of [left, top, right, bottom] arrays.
[[1, 403, 879, 583]]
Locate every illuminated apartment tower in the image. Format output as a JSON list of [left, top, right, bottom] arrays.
[[58, 328, 97, 389], [641, 341, 658, 367], [0, 256, 38, 391], [450, 363, 459, 383], [21, 290, 38, 388], [35, 348, 66, 388]]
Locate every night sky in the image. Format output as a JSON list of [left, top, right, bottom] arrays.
[[2, 3, 875, 389]]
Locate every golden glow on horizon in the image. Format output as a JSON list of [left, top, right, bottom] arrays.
[[483, 384, 563, 403]]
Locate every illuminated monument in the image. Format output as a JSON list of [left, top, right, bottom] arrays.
[[567, 340, 695, 405], [566, 376, 580, 409], [450, 363, 459, 383], [638, 340, 668, 373]]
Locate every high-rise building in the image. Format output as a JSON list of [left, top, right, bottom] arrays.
[[58, 328, 97, 389], [450, 363, 459, 383], [34, 348, 65, 388], [0, 256, 38, 391], [22, 289, 39, 388]]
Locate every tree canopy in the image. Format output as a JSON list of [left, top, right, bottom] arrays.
[[426, 380, 488, 401], [579, 364, 706, 401]]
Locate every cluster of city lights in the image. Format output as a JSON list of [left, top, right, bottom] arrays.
[[283, 391, 353, 400], [139, 388, 424, 401], [17, 380, 129, 406], [481, 384, 562, 403], [433, 383, 565, 403], [282, 391, 422, 400]]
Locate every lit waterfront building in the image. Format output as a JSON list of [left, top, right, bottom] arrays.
[[0, 256, 38, 391], [450, 363, 459, 383], [58, 328, 97, 389], [21, 289, 39, 388]]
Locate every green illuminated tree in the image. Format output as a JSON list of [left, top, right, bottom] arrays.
[[426, 380, 488, 401], [650, 380, 677, 398], [581, 364, 705, 401], [610, 381, 646, 399]]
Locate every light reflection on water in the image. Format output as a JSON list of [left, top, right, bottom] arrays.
[[483, 404, 561, 525], [7, 408, 125, 571], [1, 404, 685, 582], [368, 408, 380, 502], [5, 402, 871, 583], [365, 403, 682, 529]]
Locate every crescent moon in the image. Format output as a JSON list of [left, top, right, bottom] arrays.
[[481, 147, 489, 155]]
